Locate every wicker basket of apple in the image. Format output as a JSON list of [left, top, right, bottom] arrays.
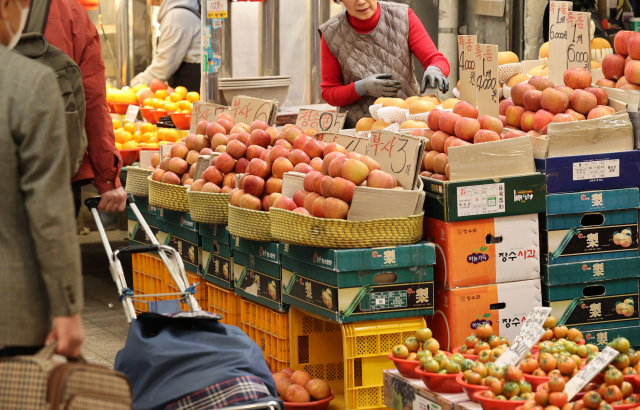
[[272, 369, 334, 410]]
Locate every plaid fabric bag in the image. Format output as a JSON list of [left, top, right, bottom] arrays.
[[0, 343, 133, 410]]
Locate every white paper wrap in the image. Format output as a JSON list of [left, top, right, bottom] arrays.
[[377, 106, 410, 124], [355, 131, 371, 139], [382, 122, 401, 133], [369, 103, 383, 121], [453, 87, 460, 98], [498, 63, 523, 86], [407, 111, 431, 123]]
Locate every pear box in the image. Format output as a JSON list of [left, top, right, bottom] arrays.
[[127, 195, 160, 247], [199, 223, 230, 244], [423, 214, 540, 288], [543, 277, 639, 331], [542, 257, 640, 286], [157, 208, 198, 233], [541, 188, 639, 265], [425, 279, 542, 351], [231, 236, 285, 312], [280, 242, 435, 323], [582, 325, 640, 350], [157, 219, 201, 274], [201, 236, 233, 290], [383, 369, 475, 410]]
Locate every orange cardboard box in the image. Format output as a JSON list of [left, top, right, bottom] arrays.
[[423, 214, 540, 288], [426, 280, 542, 351]]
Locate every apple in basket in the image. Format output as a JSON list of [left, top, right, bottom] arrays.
[[272, 370, 332, 403]]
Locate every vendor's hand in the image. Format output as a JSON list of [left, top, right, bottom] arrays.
[[421, 67, 449, 94], [355, 74, 402, 98], [98, 187, 127, 213]]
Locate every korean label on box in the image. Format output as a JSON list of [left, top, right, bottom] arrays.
[[573, 160, 620, 181], [457, 182, 506, 217], [295, 109, 346, 133], [207, 0, 227, 18], [413, 395, 441, 410]]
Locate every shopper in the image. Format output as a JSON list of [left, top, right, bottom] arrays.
[[131, 0, 201, 93], [320, 0, 451, 128], [0, 0, 84, 358], [39, 0, 127, 215]]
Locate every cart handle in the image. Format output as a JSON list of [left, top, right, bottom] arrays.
[[114, 244, 160, 258], [85, 194, 136, 210]]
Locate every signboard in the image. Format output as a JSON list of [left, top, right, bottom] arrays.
[[475, 44, 499, 118], [565, 347, 619, 400], [367, 131, 425, 189], [227, 95, 276, 126], [189, 101, 228, 134], [207, 0, 227, 18], [566, 11, 591, 71], [314, 132, 369, 155], [295, 109, 347, 133], [493, 307, 552, 367], [549, 1, 574, 86], [457, 35, 478, 106], [124, 104, 139, 124]]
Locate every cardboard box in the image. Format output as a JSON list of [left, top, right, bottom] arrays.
[[201, 236, 234, 289], [157, 221, 201, 274], [157, 208, 198, 233], [423, 214, 540, 288], [383, 370, 476, 410], [231, 236, 285, 311], [426, 279, 542, 351], [131, 195, 159, 217], [542, 257, 640, 286], [281, 242, 435, 323], [421, 173, 546, 222], [582, 325, 640, 349], [127, 207, 160, 247], [199, 224, 230, 244], [543, 278, 639, 331], [546, 188, 640, 216], [535, 150, 640, 194]]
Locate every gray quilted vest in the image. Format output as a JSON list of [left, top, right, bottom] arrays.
[[320, 1, 420, 128]]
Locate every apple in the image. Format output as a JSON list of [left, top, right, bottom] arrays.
[[272, 196, 297, 211], [478, 115, 503, 134], [200, 148, 213, 156], [248, 158, 271, 180], [206, 122, 225, 138], [168, 157, 188, 175], [584, 87, 608, 106], [503, 130, 527, 139], [266, 178, 283, 194], [302, 139, 324, 159], [587, 105, 616, 120], [520, 111, 536, 132], [235, 157, 249, 174], [320, 176, 334, 197], [367, 170, 395, 189], [453, 117, 481, 141], [595, 78, 617, 88], [532, 109, 555, 132], [150, 78, 168, 93], [226, 140, 247, 159], [151, 153, 160, 168], [328, 156, 348, 178], [216, 152, 236, 174], [242, 175, 265, 197], [285, 384, 311, 403], [427, 109, 444, 131], [616, 76, 628, 88], [202, 166, 223, 186], [289, 149, 311, 166], [275, 139, 294, 150], [189, 163, 196, 178], [304, 171, 321, 192], [152, 168, 166, 182], [323, 197, 349, 219], [473, 129, 500, 143], [250, 120, 269, 132], [311, 196, 326, 217], [433, 153, 448, 174], [564, 109, 586, 121], [602, 53, 626, 80], [161, 171, 181, 185], [237, 131, 250, 145], [229, 189, 245, 207], [506, 105, 526, 127], [312, 173, 324, 194], [438, 112, 461, 135], [540, 88, 569, 114], [269, 145, 290, 163], [193, 135, 211, 152], [452, 100, 479, 119], [294, 135, 312, 150], [511, 83, 536, 106], [621, 83, 640, 90], [272, 157, 294, 178], [217, 119, 233, 134], [499, 98, 514, 116], [293, 190, 310, 207], [430, 130, 449, 153], [246, 145, 266, 161], [422, 150, 439, 172], [528, 76, 554, 91], [323, 142, 347, 157], [322, 152, 347, 175], [563, 68, 592, 90], [223, 172, 236, 188], [209, 133, 227, 150], [201, 182, 221, 193], [239, 193, 262, 211], [523, 89, 543, 112], [443, 136, 459, 154], [614, 30, 640, 56], [309, 157, 323, 172], [190, 179, 206, 191], [624, 60, 640, 86], [249, 129, 271, 148], [569, 89, 597, 115], [276, 379, 295, 398], [293, 207, 311, 216], [500, 115, 508, 126], [552, 113, 577, 123], [303, 192, 321, 214], [195, 120, 209, 136]]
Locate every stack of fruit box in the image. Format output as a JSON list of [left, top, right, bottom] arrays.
[[200, 224, 233, 289], [541, 187, 640, 350], [421, 173, 548, 351], [127, 195, 160, 247], [156, 208, 201, 275], [279, 242, 435, 324], [230, 235, 287, 312]]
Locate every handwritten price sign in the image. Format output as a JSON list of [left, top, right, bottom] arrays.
[[475, 44, 499, 118], [493, 307, 551, 367], [314, 132, 369, 155], [189, 101, 229, 134], [549, 1, 573, 85], [207, 0, 227, 18], [458, 35, 478, 106], [565, 347, 619, 400], [566, 11, 591, 71], [295, 109, 347, 133], [367, 131, 425, 189], [228, 95, 276, 126]]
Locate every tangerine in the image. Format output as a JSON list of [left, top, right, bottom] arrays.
[[123, 123, 137, 134], [155, 89, 168, 100], [112, 118, 122, 129], [186, 91, 199, 102]]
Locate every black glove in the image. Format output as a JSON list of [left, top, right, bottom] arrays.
[[421, 67, 449, 94], [355, 74, 402, 98]]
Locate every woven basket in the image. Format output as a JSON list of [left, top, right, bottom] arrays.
[[228, 204, 273, 242], [147, 175, 189, 212], [187, 188, 230, 225], [125, 166, 153, 197], [270, 209, 424, 248]]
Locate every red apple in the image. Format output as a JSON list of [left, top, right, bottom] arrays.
[[453, 117, 481, 141], [540, 88, 569, 114], [506, 105, 526, 128], [452, 100, 479, 119], [532, 109, 555, 132], [478, 115, 504, 134], [499, 98, 514, 116], [523, 89, 543, 112], [511, 83, 536, 106], [563, 68, 592, 90], [602, 53, 626, 80], [473, 129, 500, 143], [569, 89, 597, 115]]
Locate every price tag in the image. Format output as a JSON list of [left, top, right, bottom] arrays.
[[295, 109, 347, 133], [314, 132, 369, 155], [190, 101, 229, 134], [124, 104, 139, 124], [566, 11, 591, 71], [457, 35, 478, 106], [565, 347, 619, 400], [367, 131, 425, 189], [524, 307, 553, 328], [493, 321, 546, 367], [228, 95, 275, 126], [413, 395, 441, 410], [475, 44, 499, 118], [207, 0, 227, 18], [549, 1, 574, 85]]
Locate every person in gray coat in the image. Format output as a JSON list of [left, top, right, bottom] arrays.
[[131, 0, 201, 93], [0, 0, 85, 358]]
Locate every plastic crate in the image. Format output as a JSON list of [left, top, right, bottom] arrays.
[[240, 299, 290, 372], [289, 307, 425, 410], [206, 281, 242, 326]]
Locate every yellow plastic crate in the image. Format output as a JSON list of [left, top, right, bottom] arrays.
[[206, 281, 242, 326], [289, 308, 425, 410], [240, 299, 290, 372]]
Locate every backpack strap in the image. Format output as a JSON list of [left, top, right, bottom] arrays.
[[170, 5, 200, 19], [23, 0, 53, 35]]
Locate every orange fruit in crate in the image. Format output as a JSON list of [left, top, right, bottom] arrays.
[[140, 132, 152, 142], [143, 98, 153, 107], [148, 135, 159, 144], [151, 98, 162, 108], [178, 100, 191, 111], [164, 96, 171, 102], [133, 131, 143, 143], [112, 118, 122, 129], [175, 86, 188, 98], [114, 128, 127, 144], [164, 129, 179, 141], [115, 142, 122, 150], [140, 123, 154, 134], [122, 140, 138, 149], [169, 92, 182, 103], [123, 123, 137, 134], [147, 142, 159, 148], [155, 89, 168, 100], [164, 102, 178, 113], [186, 91, 199, 102], [123, 131, 133, 141]]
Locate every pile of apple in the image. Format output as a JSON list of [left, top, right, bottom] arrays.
[[500, 69, 615, 137], [272, 368, 332, 403], [600, 31, 640, 90]]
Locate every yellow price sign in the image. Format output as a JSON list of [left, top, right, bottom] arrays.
[[207, 0, 227, 18]]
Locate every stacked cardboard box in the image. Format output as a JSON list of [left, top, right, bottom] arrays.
[[156, 208, 201, 274], [422, 173, 547, 351], [126, 195, 160, 246], [200, 224, 234, 289]]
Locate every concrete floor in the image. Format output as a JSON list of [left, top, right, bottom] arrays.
[[79, 230, 131, 368]]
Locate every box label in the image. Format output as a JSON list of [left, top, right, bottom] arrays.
[[286, 275, 338, 312], [129, 222, 159, 245], [457, 182, 505, 216], [163, 235, 199, 268], [573, 159, 620, 181], [556, 293, 639, 327], [413, 395, 441, 410], [205, 253, 232, 283], [237, 268, 280, 303], [553, 224, 637, 258], [368, 290, 408, 309]]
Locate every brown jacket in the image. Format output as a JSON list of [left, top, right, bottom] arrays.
[[0, 44, 83, 347]]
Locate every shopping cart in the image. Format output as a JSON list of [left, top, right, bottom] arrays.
[[85, 194, 201, 321]]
